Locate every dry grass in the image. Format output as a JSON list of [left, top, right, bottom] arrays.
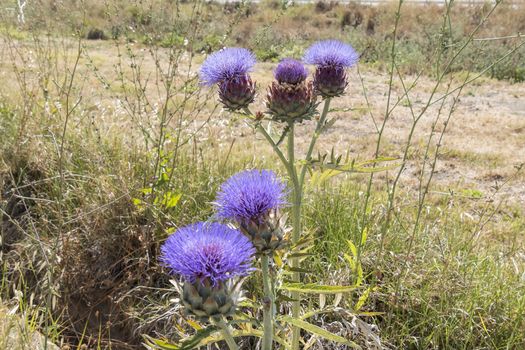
[[1, 1, 525, 349], [4, 38, 521, 206]]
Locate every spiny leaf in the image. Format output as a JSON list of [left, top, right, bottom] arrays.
[[280, 316, 361, 349]]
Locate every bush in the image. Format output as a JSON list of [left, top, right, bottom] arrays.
[[86, 28, 107, 40]]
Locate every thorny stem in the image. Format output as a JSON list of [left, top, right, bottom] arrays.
[[261, 254, 275, 350]]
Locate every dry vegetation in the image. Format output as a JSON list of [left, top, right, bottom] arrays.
[[1, 1, 524, 349]]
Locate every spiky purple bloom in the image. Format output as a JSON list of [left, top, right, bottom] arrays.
[[303, 40, 359, 68], [160, 222, 255, 286], [215, 170, 287, 223], [200, 47, 256, 86], [274, 58, 309, 85]]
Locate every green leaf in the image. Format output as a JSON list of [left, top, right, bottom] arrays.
[[355, 286, 375, 312], [141, 187, 153, 195], [281, 282, 357, 294], [196, 328, 291, 349], [286, 252, 314, 259], [164, 192, 182, 209], [132, 198, 143, 209], [344, 253, 356, 270], [291, 236, 315, 251], [347, 240, 358, 258], [143, 336, 180, 350], [273, 251, 283, 268], [360, 227, 368, 246], [356, 264, 363, 287], [178, 326, 219, 349], [285, 267, 313, 274], [280, 316, 361, 349], [143, 326, 220, 350], [358, 311, 385, 317]]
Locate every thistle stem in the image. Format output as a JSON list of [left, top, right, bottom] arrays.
[[261, 254, 274, 350], [288, 122, 303, 350], [215, 319, 239, 350], [299, 98, 332, 188]]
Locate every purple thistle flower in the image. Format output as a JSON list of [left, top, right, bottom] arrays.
[[215, 170, 287, 223], [303, 40, 359, 68], [274, 58, 309, 85], [160, 222, 255, 286], [200, 47, 256, 86]]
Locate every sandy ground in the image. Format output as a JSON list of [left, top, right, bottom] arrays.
[[1, 40, 524, 208]]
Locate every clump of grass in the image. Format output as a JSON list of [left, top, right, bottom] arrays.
[[1, 0, 525, 349]]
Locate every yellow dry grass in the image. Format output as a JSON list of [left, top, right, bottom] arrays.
[[1, 39, 524, 208]]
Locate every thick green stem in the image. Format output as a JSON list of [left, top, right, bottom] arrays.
[[291, 99, 332, 349], [215, 319, 239, 350], [261, 254, 274, 350], [288, 122, 303, 350]]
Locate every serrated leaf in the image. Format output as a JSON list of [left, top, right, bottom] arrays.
[[361, 228, 368, 246], [197, 329, 291, 349], [276, 292, 301, 302], [291, 236, 315, 250], [281, 282, 357, 294], [280, 316, 361, 349], [344, 253, 356, 270], [347, 240, 358, 258], [355, 286, 374, 312]]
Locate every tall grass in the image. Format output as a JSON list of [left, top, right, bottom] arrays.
[[0, 0, 524, 349]]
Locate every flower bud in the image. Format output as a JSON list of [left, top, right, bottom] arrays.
[[200, 47, 257, 111], [304, 40, 359, 99], [160, 222, 255, 322], [218, 74, 256, 111], [266, 58, 317, 123], [266, 80, 317, 123], [182, 278, 242, 322], [239, 210, 289, 254], [313, 65, 348, 98], [215, 170, 289, 254]]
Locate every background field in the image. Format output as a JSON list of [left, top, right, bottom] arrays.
[[1, 1, 524, 349]]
